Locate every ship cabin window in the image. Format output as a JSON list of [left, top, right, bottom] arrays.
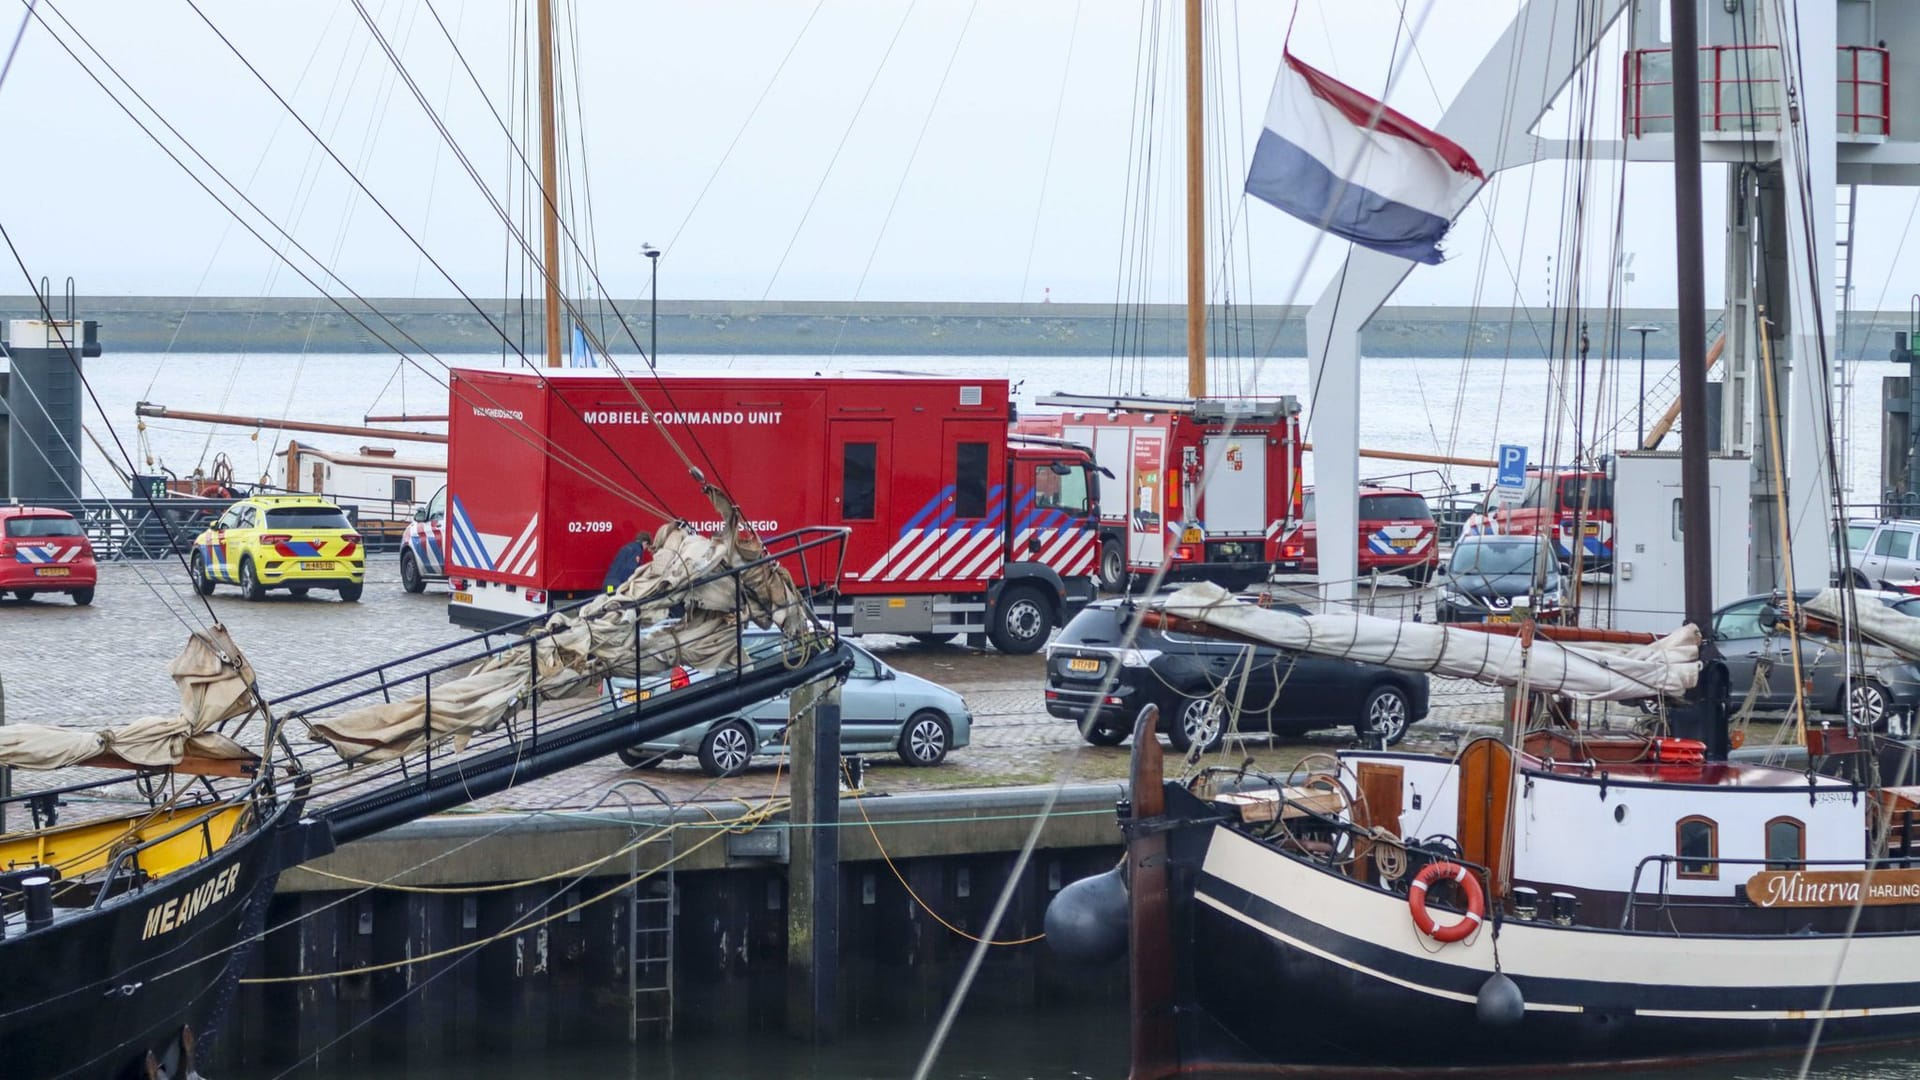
[[393, 476, 415, 504], [842, 443, 877, 521], [1676, 816, 1718, 879], [1766, 816, 1805, 870], [954, 442, 989, 519]]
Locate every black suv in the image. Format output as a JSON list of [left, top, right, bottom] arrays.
[[1043, 598, 1429, 750]]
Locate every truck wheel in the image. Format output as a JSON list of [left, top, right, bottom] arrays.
[[238, 557, 266, 601], [401, 550, 426, 594], [1098, 538, 1126, 592], [988, 586, 1054, 654]]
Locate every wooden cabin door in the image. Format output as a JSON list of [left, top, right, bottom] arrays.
[[1456, 738, 1515, 896]]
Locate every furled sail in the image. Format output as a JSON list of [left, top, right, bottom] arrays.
[[0, 627, 257, 770], [305, 486, 822, 764], [1157, 582, 1700, 701], [1799, 588, 1920, 668]]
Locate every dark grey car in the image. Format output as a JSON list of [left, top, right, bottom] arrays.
[[1044, 599, 1430, 750], [1711, 591, 1920, 731], [1434, 535, 1563, 624]]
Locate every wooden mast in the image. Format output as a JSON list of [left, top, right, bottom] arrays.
[[537, 0, 564, 369], [1184, 0, 1206, 398], [1669, 0, 1721, 756]]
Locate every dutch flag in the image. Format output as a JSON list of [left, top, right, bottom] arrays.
[[1246, 51, 1484, 265]]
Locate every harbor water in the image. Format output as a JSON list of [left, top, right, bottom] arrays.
[[242, 995, 1920, 1080], [88, 349, 1904, 506]]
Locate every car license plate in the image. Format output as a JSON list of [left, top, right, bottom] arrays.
[[34, 567, 69, 577], [619, 688, 641, 705], [1390, 538, 1415, 550], [1583, 523, 1601, 535], [1486, 613, 1514, 624], [1181, 527, 1203, 544], [1068, 657, 1100, 673], [451, 591, 473, 604], [300, 561, 335, 571]]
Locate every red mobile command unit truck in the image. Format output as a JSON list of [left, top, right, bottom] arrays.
[[443, 369, 1100, 653], [1015, 393, 1303, 590]]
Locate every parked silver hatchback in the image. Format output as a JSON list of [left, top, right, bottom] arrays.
[[610, 634, 972, 777]]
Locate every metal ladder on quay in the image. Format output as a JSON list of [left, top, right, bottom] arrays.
[[629, 823, 676, 1041], [589, 780, 678, 1042]]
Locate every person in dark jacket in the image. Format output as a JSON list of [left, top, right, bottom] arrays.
[[603, 529, 653, 592]]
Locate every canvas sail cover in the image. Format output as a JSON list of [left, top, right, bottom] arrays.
[[1157, 583, 1700, 701], [1800, 589, 1920, 670], [305, 487, 821, 764], [0, 626, 257, 770]]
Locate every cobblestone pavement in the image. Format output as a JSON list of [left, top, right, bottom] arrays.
[[0, 563, 1518, 812]]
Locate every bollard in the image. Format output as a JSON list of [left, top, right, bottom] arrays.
[[22, 876, 53, 930]]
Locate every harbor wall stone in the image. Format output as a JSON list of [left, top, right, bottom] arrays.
[[212, 786, 1127, 1071], [8, 296, 1905, 358]]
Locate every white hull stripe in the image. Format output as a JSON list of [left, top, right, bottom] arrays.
[[1202, 889, 1920, 1022]]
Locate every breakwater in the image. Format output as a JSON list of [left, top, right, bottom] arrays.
[[9, 296, 1897, 359]]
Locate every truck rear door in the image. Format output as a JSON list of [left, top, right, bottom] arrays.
[[1200, 433, 1266, 535], [832, 420, 892, 581]]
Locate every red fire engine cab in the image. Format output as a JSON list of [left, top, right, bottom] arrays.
[[1014, 393, 1303, 589], [443, 369, 1100, 653]]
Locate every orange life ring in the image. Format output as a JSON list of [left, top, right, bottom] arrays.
[[1408, 861, 1485, 944]]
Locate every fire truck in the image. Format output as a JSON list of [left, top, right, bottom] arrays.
[[442, 369, 1100, 653], [1014, 393, 1303, 589]]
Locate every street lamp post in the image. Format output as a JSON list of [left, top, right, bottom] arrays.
[[1629, 324, 1661, 448], [642, 243, 661, 365]]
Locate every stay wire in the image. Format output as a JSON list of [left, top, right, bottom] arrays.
[[758, 0, 921, 305], [30, 0, 669, 519], [821, 0, 982, 368], [198, 0, 687, 516], [0, 323, 208, 634], [0, 220, 222, 632], [356, 0, 736, 518], [1016, 0, 1086, 305]]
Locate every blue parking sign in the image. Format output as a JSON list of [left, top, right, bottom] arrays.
[[1496, 444, 1528, 490]]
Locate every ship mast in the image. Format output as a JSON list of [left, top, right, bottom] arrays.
[[1184, 0, 1206, 398], [537, 0, 564, 369], [1669, 0, 1722, 755]]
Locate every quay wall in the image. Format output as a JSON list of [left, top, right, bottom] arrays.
[[8, 296, 1901, 359], [212, 784, 1128, 1072]]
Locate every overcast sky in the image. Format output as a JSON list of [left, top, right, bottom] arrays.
[[0, 0, 1914, 314]]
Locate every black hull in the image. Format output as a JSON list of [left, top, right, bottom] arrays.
[[0, 800, 293, 1080], [1159, 795, 1920, 1074]]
